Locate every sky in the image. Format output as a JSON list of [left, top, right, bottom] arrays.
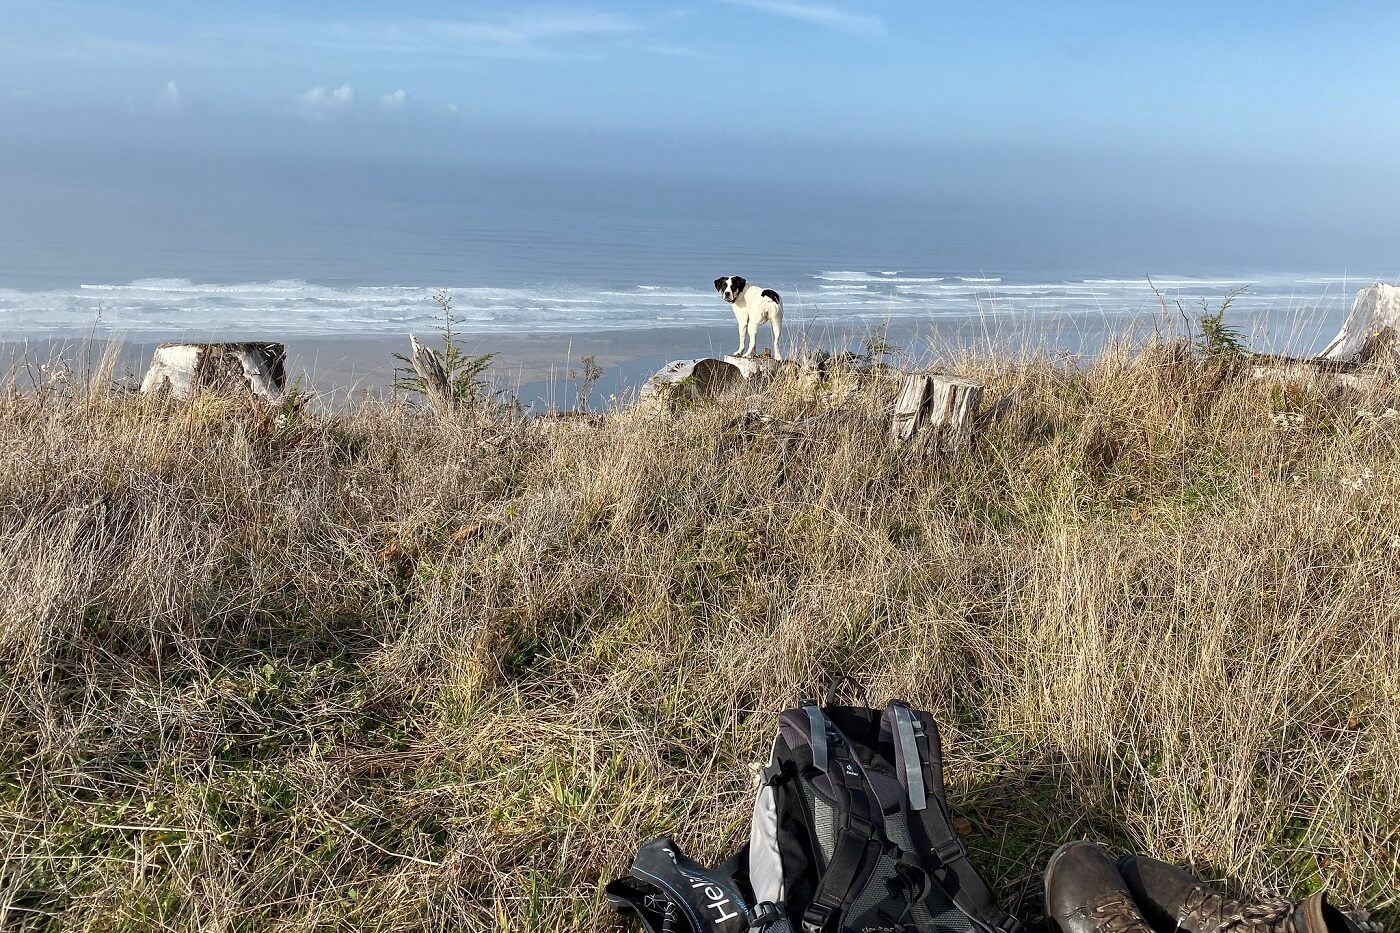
[[1, 0, 1399, 284], [5, 1, 1400, 161]]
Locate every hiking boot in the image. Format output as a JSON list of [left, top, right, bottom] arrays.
[[1117, 854, 1365, 933], [1045, 841, 1155, 933]]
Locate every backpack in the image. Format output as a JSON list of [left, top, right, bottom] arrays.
[[608, 678, 1022, 933]]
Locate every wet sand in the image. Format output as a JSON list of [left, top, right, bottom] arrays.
[[2, 308, 1207, 410]]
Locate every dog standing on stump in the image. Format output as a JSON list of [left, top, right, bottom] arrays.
[[714, 275, 784, 360]]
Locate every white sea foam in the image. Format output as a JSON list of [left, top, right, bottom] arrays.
[[0, 273, 1363, 340], [818, 271, 947, 284]]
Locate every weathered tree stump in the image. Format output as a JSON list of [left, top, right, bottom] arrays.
[[408, 334, 454, 414], [1249, 283, 1400, 391], [891, 374, 985, 449], [1320, 283, 1400, 364], [140, 342, 286, 399], [640, 358, 742, 403]]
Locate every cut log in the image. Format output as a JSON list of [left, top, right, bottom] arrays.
[[408, 334, 454, 414], [140, 342, 286, 399], [926, 377, 985, 450], [891, 374, 985, 449], [891, 374, 933, 442], [640, 358, 742, 402], [1320, 283, 1400, 364]]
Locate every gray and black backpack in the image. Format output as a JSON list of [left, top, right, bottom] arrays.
[[608, 679, 1022, 933]]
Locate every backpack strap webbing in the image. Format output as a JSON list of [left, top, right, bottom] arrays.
[[888, 703, 1023, 933], [890, 702, 928, 812], [798, 702, 883, 933]]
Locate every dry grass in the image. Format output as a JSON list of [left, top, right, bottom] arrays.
[[0, 343, 1397, 931]]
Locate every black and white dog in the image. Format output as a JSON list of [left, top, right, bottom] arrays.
[[714, 275, 784, 360]]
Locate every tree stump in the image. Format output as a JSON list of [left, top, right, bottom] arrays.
[[1320, 283, 1400, 365], [640, 358, 742, 403], [1249, 283, 1400, 391], [408, 334, 454, 414], [140, 342, 286, 399], [891, 374, 985, 449]]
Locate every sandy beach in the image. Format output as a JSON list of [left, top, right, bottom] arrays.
[[0, 305, 1249, 410]]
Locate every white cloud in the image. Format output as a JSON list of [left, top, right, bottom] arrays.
[[154, 80, 182, 114], [642, 43, 710, 60], [265, 10, 637, 61], [297, 83, 354, 121], [379, 89, 408, 110], [409, 10, 637, 49], [717, 0, 886, 36]]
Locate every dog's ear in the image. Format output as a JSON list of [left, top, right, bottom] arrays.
[[713, 277, 727, 294], [732, 276, 746, 293]]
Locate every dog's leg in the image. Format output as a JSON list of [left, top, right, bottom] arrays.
[[735, 319, 746, 357], [745, 321, 759, 357], [770, 315, 783, 361]]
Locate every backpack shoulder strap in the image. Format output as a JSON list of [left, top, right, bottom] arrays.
[[797, 701, 884, 933], [886, 702, 1024, 933]]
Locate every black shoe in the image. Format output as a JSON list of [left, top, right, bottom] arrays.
[[1045, 842, 1154, 933], [1117, 854, 1365, 933]]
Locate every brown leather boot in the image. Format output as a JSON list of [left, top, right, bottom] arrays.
[[1117, 854, 1368, 933], [1045, 842, 1156, 933]]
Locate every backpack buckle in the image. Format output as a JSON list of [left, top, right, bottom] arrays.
[[800, 904, 835, 933], [751, 901, 783, 928], [934, 836, 965, 866]]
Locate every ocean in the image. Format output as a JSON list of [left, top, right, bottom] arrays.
[[0, 143, 1391, 356]]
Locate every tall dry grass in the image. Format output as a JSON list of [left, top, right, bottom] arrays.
[[0, 343, 1396, 931]]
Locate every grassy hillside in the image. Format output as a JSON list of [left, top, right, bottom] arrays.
[[1, 343, 1396, 931]]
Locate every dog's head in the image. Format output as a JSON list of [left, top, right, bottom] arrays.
[[713, 275, 747, 303]]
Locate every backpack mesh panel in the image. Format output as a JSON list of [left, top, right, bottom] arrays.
[[799, 778, 973, 933], [801, 778, 838, 864], [878, 810, 971, 933]]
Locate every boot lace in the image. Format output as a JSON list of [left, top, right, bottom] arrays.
[[1090, 893, 1153, 933], [1178, 884, 1295, 933]]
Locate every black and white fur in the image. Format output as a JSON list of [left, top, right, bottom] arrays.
[[714, 275, 784, 360]]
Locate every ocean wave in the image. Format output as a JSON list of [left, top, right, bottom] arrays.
[[817, 271, 948, 284], [1081, 277, 1250, 288], [0, 273, 1365, 338]]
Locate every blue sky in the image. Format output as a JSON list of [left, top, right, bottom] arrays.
[[4, 0, 1398, 159], [2, 0, 1399, 284]]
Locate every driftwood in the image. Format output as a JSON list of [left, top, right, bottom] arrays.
[[408, 334, 454, 414], [1320, 283, 1400, 363], [1249, 362, 1384, 393], [891, 374, 985, 449], [973, 389, 1018, 432], [1248, 284, 1400, 392], [641, 358, 742, 403], [140, 342, 286, 399], [530, 411, 605, 436]]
